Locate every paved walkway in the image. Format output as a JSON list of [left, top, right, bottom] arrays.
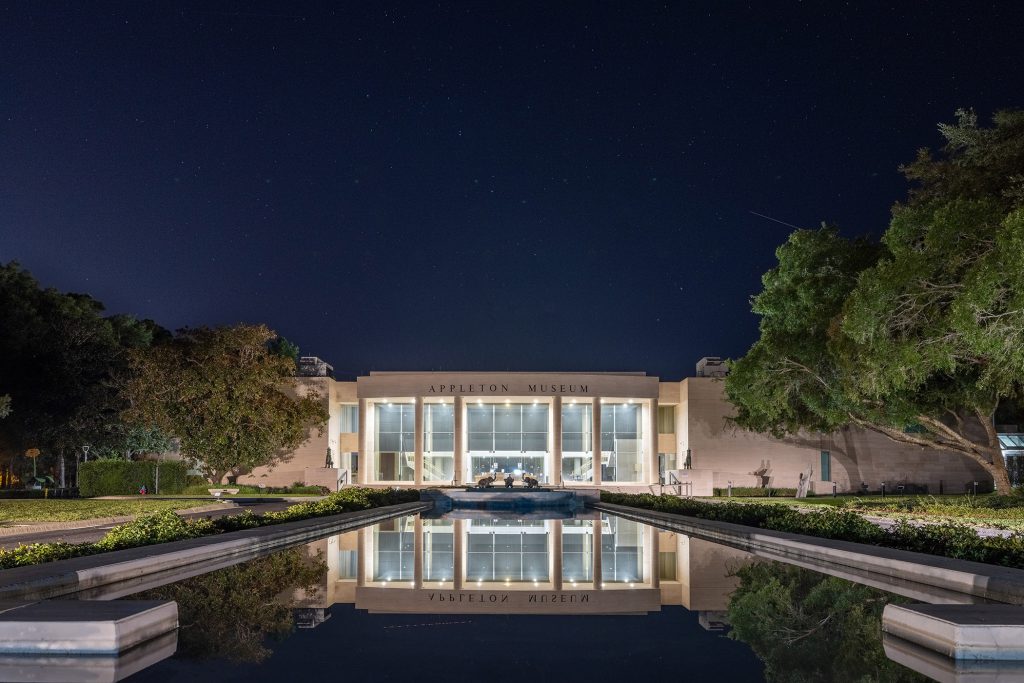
[[0, 501, 293, 549]]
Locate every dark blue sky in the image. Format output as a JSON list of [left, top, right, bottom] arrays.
[[2, 2, 1022, 380]]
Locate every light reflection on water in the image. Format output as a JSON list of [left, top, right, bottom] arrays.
[[4, 510, 973, 682]]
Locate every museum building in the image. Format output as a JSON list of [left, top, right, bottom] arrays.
[[237, 358, 992, 495]]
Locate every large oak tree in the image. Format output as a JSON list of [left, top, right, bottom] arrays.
[[122, 324, 328, 483], [726, 110, 1024, 492]]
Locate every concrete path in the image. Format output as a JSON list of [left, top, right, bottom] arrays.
[[0, 501, 293, 549]]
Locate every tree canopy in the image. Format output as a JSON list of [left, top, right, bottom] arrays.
[[726, 109, 1024, 492], [0, 262, 168, 481], [727, 562, 925, 682], [122, 324, 328, 482]]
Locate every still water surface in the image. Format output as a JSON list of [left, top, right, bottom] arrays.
[[39, 510, 953, 681]]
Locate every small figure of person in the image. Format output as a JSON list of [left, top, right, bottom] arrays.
[[504, 473, 515, 488], [139, 484, 148, 495]]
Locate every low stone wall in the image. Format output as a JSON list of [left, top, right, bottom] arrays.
[[593, 501, 1024, 606], [0, 501, 430, 602]]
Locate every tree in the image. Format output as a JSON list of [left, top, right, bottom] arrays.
[[0, 262, 166, 484], [727, 561, 925, 682], [727, 110, 1024, 492], [122, 324, 328, 483], [137, 547, 325, 662], [0, 395, 10, 419]]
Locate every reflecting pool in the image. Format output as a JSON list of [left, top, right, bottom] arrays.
[[8, 510, 973, 682]]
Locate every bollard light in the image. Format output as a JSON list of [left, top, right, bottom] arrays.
[[881, 482, 886, 498], [832, 482, 837, 498]]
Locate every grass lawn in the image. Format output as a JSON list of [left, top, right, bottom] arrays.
[[0, 498, 218, 524], [711, 493, 1024, 530]]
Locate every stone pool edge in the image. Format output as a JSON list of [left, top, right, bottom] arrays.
[[0, 500, 430, 601], [592, 501, 1024, 606]]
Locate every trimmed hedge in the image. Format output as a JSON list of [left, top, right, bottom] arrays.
[[601, 491, 1024, 568], [0, 487, 421, 569], [78, 460, 189, 497], [712, 487, 800, 498]]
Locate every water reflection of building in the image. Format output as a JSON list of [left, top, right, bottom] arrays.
[[294, 515, 754, 617]]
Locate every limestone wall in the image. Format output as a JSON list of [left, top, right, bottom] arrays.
[[681, 378, 992, 493]]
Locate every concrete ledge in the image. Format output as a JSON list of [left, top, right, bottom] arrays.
[[883, 604, 1024, 661], [883, 632, 1024, 682], [0, 501, 430, 602], [0, 600, 177, 654], [593, 502, 1024, 605]]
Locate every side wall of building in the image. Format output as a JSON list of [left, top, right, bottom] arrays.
[[235, 376, 340, 489], [682, 377, 991, 493]]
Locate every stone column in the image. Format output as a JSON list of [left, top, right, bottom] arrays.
[[414, 516, 423, 589], [550, 396, 562, 486], [453, 519, 464, 590], [453, 396, 464, 485], [593, 516, 603, 589], [591, 397, 602, 486], [414, 397, 424, 486], [357, 398, 369, 485], [649, 526, 660, 589], [551, 520, 563, 590], [649, 398, 660, 485], [356, 529, 367, 585]]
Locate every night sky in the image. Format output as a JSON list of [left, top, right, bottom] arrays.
[[2, 2, 1022, 380]]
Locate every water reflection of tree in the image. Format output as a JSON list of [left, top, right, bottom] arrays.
[[726, 562, 926, 682], [137, 548, 326, 663]]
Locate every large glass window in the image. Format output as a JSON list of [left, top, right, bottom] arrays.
[[657, 405, 675, 434], [339, 405, 359, 433], [372, 516, 414, 581], [601, 515, 644, 583], [562, 519, 594, 583], [467, 403, 548, 481], [561, 403, 593, 482], [423, 519, 454, 583], [466, 519, 549, 583], [375, 403, 414, 482], [423, 403, 455, 482], [601, 403, 643, 482]]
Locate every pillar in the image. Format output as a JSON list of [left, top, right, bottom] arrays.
[[591, 397, 602, 486], [453, 395, 464, 485], [356, 529, 367, 585], [414, 397, 424, 486], [453, 519, 464, 590], [550, 396, 562, 486], [552, 520, 563, 590], [649, 398, 660, 485], [414, 516, 423, 589], [357, 398, 369, 485], [593, 515, 603, 589], [649, 526, 660, 589]]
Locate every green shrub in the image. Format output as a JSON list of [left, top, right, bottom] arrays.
[[712, 487, 798, 497], [0, 487, 422, 569], [78, 460, 189, 497], [601, 491, 1024, 568], [179, 483, 329, 496]]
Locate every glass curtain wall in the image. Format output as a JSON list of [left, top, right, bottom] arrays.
[[375, 403, 415, 482], [372, 516, 414, 581], [561, 403, 593, 482], [467, 402, 549, 481], [562, 519, 594, 583], [601, 403, 643, 482], [423, 403, 455, 482], [423, 519, 454, 582], [601, 515, 644, 584], [466, 519, 549, 583]]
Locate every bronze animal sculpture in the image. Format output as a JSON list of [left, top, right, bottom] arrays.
[[477, 475, 495, 488]]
